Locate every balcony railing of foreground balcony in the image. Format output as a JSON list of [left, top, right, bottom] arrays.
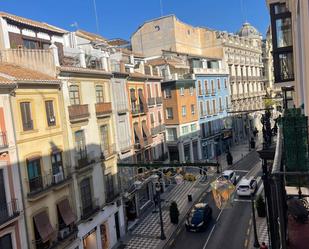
[[68, 104, 90, 122], [95, 102, 112, 117], [101, 143, 116, 159], [147, 97, 156, 106], [156, 97, 163, 105], [151, 124, 166, 136], [0, 48, 56, 77], [26, 167, 71, 199], [131, 104, 145, 116], [0, 199, 20, 225], [80, 198, 100, 221], [0, 131, 8, 149]]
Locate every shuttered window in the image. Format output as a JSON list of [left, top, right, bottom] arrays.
[[45, 100, 56, 126], [20, 102, 33, 131]]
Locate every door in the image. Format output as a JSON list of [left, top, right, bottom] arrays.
[[0, 169, 8, 222], [0, 233, 13, 249], [114, 212, 120, 240]]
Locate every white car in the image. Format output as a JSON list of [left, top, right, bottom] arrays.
[[219, 170, 237, 185], [237, 177, 258, 196]]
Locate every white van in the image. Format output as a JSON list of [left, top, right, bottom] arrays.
[[237, 177, 257, 196]]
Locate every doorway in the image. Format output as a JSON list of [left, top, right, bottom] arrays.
[[114, 212, 120, 240]]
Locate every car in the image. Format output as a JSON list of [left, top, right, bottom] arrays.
[[237, 177, 258, 197], [185, 203, 212, 232], [219, 170, 237, 185]]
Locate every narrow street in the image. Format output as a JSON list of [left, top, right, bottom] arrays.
[[168, 152, 262, 249]]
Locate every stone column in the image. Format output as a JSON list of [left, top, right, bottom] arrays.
[[178, 142, 185, 163], [197, 138, 202, 160], [189, 140, 194, 163]]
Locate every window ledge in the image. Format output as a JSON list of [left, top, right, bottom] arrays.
[[20, 129, 39, 135]]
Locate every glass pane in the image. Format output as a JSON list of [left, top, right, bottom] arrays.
[[274, 3, 288, 14], [276, 18, 292, 48], [279, 53, 294, 80]]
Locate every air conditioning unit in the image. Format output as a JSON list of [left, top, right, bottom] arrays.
[[53, 171, 64, 183], [58, 227, 70, 239]]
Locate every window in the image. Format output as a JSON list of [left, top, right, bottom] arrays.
[[191, 104, 195, 115], [226, 96, 229, 108], [69, 85, 80, 105], [181, 106, 187, 117], [164, 88, 172, 98], [181, 126, 189, 134], [23, 39, 37, 49], [105, 173, 115, 199], [150, 113, 155, 127], [180, 87, 185, 96], [96, 85, 104, 103], [219, 98, 223, 111], [166, 108, 173, 119], [27, 158, 42, 192], [45, 100, 56, 126], [204, 80, 209, 94], [20, 102, 33, 131], [206, 101, 210, 115], [100, 125, 109, 152], [198, 81, 202, 95], [147, 85, 151, 98], [189, 87, 194, 96], [51, 152, 63, 176], [155, 84, 159, 97], [270, 2, 294, 82], [199, 101, 204, 116], [224, 79, 227, 88], [166, 128, 177, 141], [80, 178, 92, 216], [158, 111, 162, 123], [75, 130, 87, 160], [217, 79, 221, 90], [211, 80, 215, 94], [191, 124, 197, 132]]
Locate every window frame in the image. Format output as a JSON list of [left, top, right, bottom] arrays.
[[69, 85, 80, 105], [181, 105, 187, 117], [20, 101, 33, 131], [166, 107, 173, 119], [95, 85, 104, 103], [45, 100, 56, 127]]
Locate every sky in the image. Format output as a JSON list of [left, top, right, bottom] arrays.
[[1, 0, 270, 41]]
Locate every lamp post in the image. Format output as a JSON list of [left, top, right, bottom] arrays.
[[155, 181, 166, 240], [251, 193, 260, 248]]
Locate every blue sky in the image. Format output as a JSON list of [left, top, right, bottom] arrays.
[[1, 0, 269, 40]]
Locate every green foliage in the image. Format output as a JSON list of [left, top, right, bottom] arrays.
[[169, 201, 180, 224], [256, 194, 266, 217]]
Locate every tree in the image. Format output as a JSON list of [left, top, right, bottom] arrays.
[[169, 201, 180, 224], [256, 194, 266, 217]]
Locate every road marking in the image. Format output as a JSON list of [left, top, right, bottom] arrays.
[[234, 198, 251, 203], [256, 179, 264, 196], [202, 208, 224, 249], [234, 170, 249, 173]]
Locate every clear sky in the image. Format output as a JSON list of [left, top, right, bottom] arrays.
[[1, 0, 270, 40]]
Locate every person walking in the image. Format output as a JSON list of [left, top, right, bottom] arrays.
[[260, 242, 268, 249]]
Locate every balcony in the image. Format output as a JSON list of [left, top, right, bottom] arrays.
[[156, 97, 163, 105], [151, 124, 166, 136], [101, 144, 116, 160], [143, 136, 153, 147], [68, 105, 89, 122], [147, 98, 156, 106], [95, 102, 112, 117], [131, 104, 145, 116], [105, 189, 121, 204], [80, 198, 100, 221], [27, 167, 72, 200], [0, 199, 20, 225], [75, 151, 93, 171], [0, 132, 8, 149]]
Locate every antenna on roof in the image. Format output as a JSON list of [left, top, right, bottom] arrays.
[[93, 0, 100, 33], [160, 0, 163, 17]]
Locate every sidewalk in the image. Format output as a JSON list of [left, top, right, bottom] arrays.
[[115, 140, 255, 249], [247, 212, 269, 249]]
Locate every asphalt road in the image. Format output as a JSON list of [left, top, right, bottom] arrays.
[[167, 151, 262, 249]]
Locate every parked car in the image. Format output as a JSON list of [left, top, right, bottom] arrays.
[[185, 203, 212, 232], [237, 177, 258, 197], [219, 170, 237, 185]]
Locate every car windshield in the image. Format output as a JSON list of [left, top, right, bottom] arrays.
[[223, 175, 229, 180], [239, 185, 249, 189], [190, 208, 204, 223]]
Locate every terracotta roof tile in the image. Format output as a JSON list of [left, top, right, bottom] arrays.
[[59, 66, 112, 76], [0, 63, 59, 83], [0, 12, 66, 34], [0, 75, 14, 85], [76, 30, 107, 42]]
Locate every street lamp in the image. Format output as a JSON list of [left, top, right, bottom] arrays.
[[151, 176, 166, 240], [251, 193, 260, 248]]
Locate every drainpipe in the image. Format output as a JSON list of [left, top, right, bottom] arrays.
[[8, 88, 30, 249]]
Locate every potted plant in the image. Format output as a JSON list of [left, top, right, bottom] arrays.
[[256, 194, 266, 217], [169, 201, 179, 224]]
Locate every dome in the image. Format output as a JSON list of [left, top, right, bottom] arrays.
[[237, 22, 261, 38]]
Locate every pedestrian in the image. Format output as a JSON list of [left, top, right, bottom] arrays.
[[260, 242, 268, 249]]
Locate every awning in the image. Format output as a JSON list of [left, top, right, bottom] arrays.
[[142, 122, 151, 138], [134, 124, 144, 147], [33, 211, 55, 243], [57, 199, 75, 226]]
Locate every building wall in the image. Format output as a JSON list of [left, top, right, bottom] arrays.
[[0, 95, 27, 249]]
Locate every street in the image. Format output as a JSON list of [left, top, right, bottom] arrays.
[[167, 151, 263, 249]]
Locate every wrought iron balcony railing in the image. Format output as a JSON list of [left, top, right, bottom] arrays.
[[68, 104, 90, 121], [80, 198, 100, 220], [0, 199, 19, 225]]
